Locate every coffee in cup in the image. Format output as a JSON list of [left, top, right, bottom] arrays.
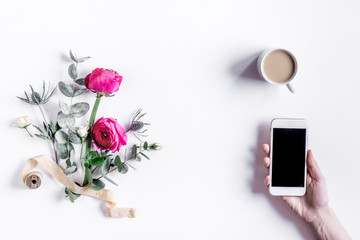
[[257, 49, 297, 93]]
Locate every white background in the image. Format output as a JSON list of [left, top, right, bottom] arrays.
[[1, 0, 359, 239]]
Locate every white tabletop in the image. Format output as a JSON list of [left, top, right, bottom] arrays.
[[1, 0, 359, 239]]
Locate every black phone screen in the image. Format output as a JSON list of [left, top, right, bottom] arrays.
[[271, 128, 306, 187]]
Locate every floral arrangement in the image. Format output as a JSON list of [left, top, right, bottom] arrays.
[[15, 50, 161, 216]]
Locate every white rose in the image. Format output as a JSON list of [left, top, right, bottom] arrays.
[[77, 126, 89, 138], [13, 116, 32, 128]]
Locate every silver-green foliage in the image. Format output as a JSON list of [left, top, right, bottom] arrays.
[[57, 50, 91, 179]]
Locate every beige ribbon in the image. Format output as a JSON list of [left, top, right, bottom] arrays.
[[22, 155, 135, 218]]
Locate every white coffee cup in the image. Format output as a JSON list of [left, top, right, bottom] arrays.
[[257, 48, 297, 93]]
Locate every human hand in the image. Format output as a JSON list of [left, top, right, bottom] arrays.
[[262, 144, 329, 223], [262, 144, 352, 239]]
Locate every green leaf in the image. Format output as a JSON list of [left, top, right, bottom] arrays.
[[90, 179, 105, 191], [102, 174, 118, 186], [86, 151, 98, 160], [64, 165, 77, 175], [41, 81, 46, 100], [85, 167, 93, 186], [84, 160, 90, 168], [68, 129, 82, 144], [73, 88, 87, 97], [69, 150, 75, 164], [43, 122, 48, 133], [114, 155, 123, 172], [57, 144, 68, 159], [75, 78, 85, 86], [57, 143, 74, 159], [121, 163, 128, 174], [57, 111, 75, 128], [69, 50, 77, 63], [65, 187, 81, 203], [33, 125, 44, 134], [68, 63, 78, 80], [136, 156, 142, 162], [132, 144, 137, 159], [90, 157, 105, 166], [55, 131, 68, 144], [140, 152, 150, 160], [77, 56, 91, 63], [34, 134, 50, 140], [65, 158, 72, 168], [143, 141, 148, 150], [71, 102, 90, 118], [59, 100, 70, 114], [58, 81, 74, 97], [103, 157, 112, 173], [50, 121, 57, 134]]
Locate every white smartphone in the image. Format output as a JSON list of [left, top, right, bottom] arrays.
[[269, 118, 308, 196]]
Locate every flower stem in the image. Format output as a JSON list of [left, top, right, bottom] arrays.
[[83, 96, 102, 186], [86, 96, 101, 152], [38, 105, 59, 164], [24, 126, 33, 137], [80, 140, 84, 169]]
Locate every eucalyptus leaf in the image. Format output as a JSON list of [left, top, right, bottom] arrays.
[[132, 144, 137, 159], [71, 102, 90, 118], [64, 165, 77, 175], [121, 163, 128, 174], [65, 187, 81, 203], [55, 131, 68, 144], [68, 63, 78, 80], [77, 56, 91, 63], [140, 152, 150, 160], [66, 158, 72, 168], [136, 156, 142, 162], [57, 144, 68, 159], [90, 179, 105, 191], [75, 78, 85, 86], [58, 81, 74, 97], [90, 157, 105, 166], [102, 174, 118, 186], [57, 143, 74, 159], [114, 155, 123, 172], [69, 150, 75, 164], [68, 143, 75, 152], [85, 167, 93, 186], [143, 141, 148, 150], [66, 151, 76, 167], [73, 88, 87, 97], [69, 50, 77, 62], [103, 157, 112, 173], [68, 129, 82, 144], [57, 111, 75, 128], [59, 100, 70, 114]]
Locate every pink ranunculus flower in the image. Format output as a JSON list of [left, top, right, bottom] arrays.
[[85, 68, 123, 95], [91, 117, 127, 152]]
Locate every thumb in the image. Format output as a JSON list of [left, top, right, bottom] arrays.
[[307, 150, 324, 182]]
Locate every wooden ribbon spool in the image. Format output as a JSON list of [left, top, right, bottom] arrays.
[[24, 171, 42, 189]]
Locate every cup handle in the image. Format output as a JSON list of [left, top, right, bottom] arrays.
[[286, 83, 295, 93]]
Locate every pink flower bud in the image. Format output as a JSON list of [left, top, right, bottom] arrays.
[[85, 68, 123, 95]]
